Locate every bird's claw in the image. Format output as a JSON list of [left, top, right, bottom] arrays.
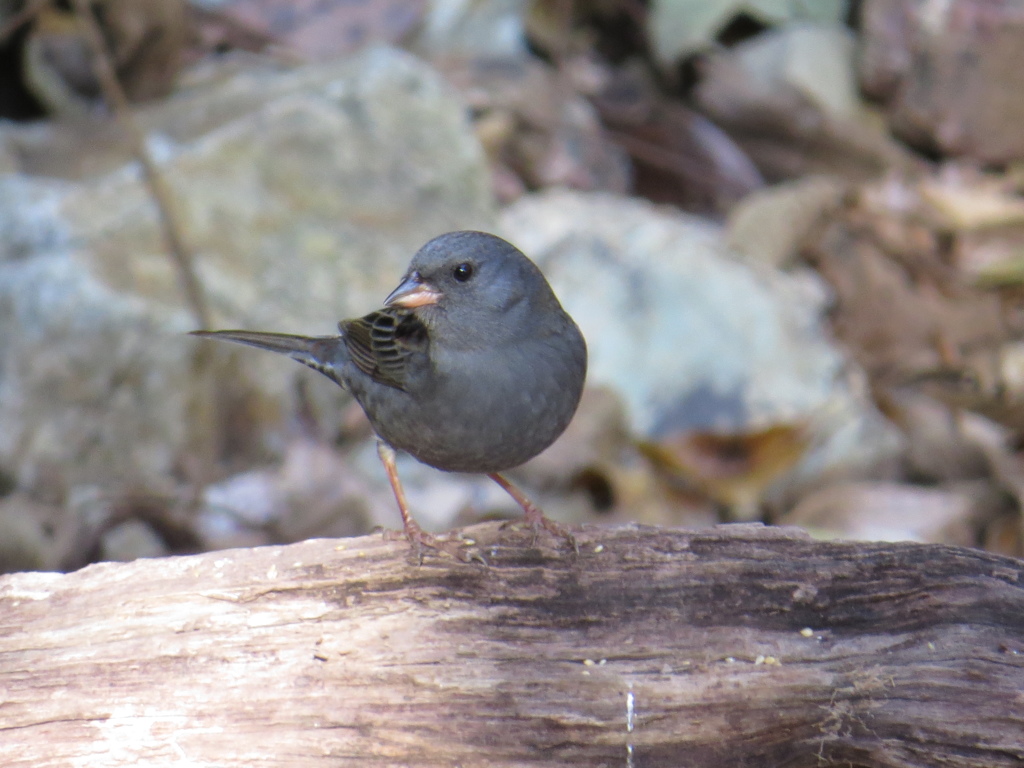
[[536, 516, 579, 555], [501, 514, 578, 555], [385, 527, 488, 565]]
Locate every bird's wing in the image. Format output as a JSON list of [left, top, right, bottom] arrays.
[[340, 308, 428, 391]]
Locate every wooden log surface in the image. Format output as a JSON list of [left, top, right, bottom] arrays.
[[0, 522, 1022, 767]]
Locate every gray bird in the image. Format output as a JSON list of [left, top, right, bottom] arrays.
[[192, 231, 587, 559]]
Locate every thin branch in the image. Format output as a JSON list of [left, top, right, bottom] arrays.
[[0, 0, 50, 46], [70, 0, 210, 329]]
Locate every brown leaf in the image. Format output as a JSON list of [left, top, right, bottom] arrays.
[[640, 422, 811, 519], [804, 177, 1013, 386], [906, 344, 1024, 432], [594, 63, 763, 215]]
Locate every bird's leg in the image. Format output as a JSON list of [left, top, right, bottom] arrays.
[[488, 473, 578, 553], [376, 442, 482, 563]]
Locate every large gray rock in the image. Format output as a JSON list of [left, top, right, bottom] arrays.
[[0, 47, 495, 497]]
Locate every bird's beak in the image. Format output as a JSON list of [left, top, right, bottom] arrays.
[[384, 271, 442, 308]]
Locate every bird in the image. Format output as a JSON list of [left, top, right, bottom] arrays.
[[192, 231, 587, 560]]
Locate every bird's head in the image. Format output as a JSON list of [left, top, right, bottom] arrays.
[[384, 231, 560, 348]]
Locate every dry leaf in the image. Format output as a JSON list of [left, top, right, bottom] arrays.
[[595, 63, 763, 214], [804, 178, 1012, 384], [906, 343, 1024, 432], [877, 390, 990, 482], [640, 422, 811, 519], [726, 174, 846, 268], [920, 173, 1024, 232]]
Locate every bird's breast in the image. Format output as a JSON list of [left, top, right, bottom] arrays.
[[355, 335, 585, 474]]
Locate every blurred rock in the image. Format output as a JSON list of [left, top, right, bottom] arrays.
[[501, 188, 902, 502], [734, 22, 862, 120], [436, 56, 631, 203], [22, 0, 189, 117], [504, 189, 843, 432], [859, 0, 1024, 164], [413, 0, 529, 58], [696, 23, 916, 182], [782, 479, 1005, 546], [99, 519, 169, 562], [48, 484, 203, 571], [0, 47, 495, 502], [198, 438, 373, 550], [0, 494, 55, 573]]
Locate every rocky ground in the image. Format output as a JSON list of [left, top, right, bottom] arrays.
[[1, 0, 1022, 571]]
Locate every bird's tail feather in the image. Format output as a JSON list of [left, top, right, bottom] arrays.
[[191, 330, 347, 387]]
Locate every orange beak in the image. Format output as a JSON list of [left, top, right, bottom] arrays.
[[384, 271, 442, 308]]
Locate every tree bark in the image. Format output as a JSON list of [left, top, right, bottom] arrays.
[[0, 522, 1021, 767]]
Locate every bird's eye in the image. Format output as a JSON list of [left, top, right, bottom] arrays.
[[452, 263, 474, 282]]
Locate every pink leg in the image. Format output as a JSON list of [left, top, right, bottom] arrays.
[[377, 442, 482, 563], [488, 472, 578, 553]]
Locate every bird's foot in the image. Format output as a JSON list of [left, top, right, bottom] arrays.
[[499, 509, 578, 554], [489, 472, 578, 554], [383, 526, 487, 565], [524, 509, 579, 554], [376, 441, 485, 563]]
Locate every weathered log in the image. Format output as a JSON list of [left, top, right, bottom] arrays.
[[0, 522, 1021, 767]]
